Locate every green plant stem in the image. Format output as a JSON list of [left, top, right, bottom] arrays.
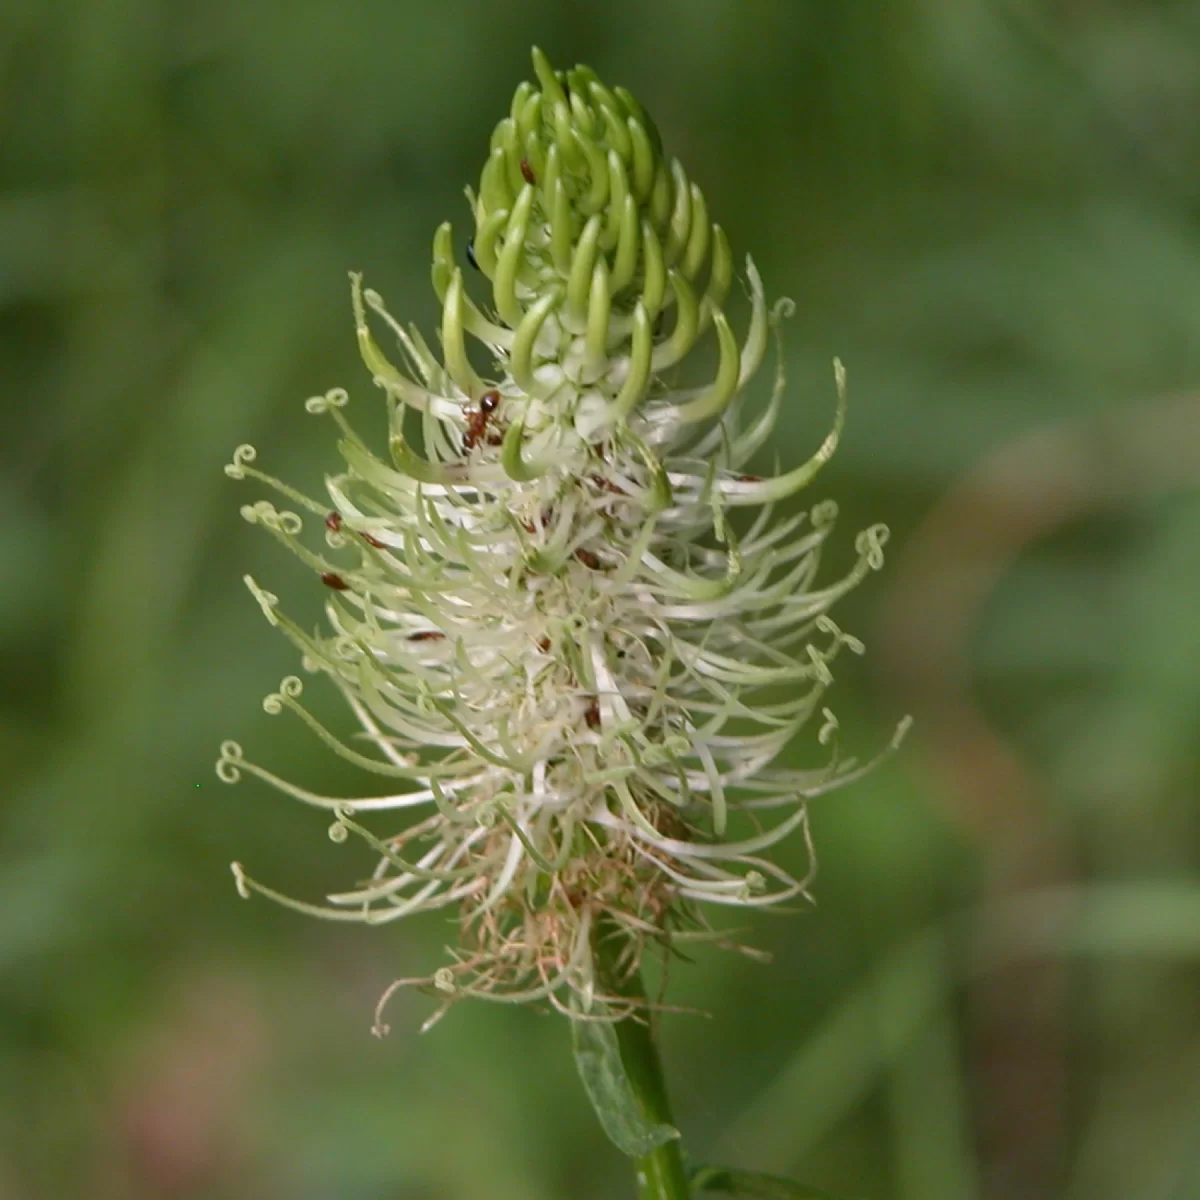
[[596, 930, 691, 1200]]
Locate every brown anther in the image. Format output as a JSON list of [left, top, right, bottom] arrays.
[[653, 805, 688, 840], [574, 548, 601, 570], [519, 157, 536, 185], [360, 531, 386, 549], [589, 475, 628, 496], [408, 631, 446, 642], [537, 637, 551, 653], [324, 511, 343, 533], [736, 474, 763, 483], [320, 572, 350, 591], [584, 699, 601, 729]]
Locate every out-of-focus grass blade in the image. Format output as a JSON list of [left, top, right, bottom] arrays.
[[720, 884, 1200, 1172], [690, 1163, 853, 1198]]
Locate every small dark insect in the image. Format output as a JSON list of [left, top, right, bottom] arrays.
[[584, 699, 601, 730], [574, 548, 601, 570], [408, 630, 445, 642], [520, 157, 536, 185], [463, 390, 502, 452], [360, 531, 386, 549], [466, 238, 479, 271], [320, 572, 350, 591], [325, 511, 343, 533]]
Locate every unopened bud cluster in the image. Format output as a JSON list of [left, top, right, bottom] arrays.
[[219, 49, 904, 1033]]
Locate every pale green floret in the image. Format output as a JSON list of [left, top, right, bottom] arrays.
[[219, 49, 908, 1031]]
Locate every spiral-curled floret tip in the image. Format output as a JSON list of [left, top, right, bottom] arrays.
[[216, 741, 244, 784], [225, 444, 257, 479], [304, 387, 350, 416], [243, 576, 279, 626], [231, 862, 251, 900]]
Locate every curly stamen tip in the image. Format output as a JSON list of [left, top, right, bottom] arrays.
[[806, 646, 834, 687], [231, 862, 252, 900], [225, 444, 257, 479], [243, 575, 279, 626], [216, 741, 244, 784], [857, 523, 890, 570], [818, 708, 840, 746], [811, 499, 839, 527]]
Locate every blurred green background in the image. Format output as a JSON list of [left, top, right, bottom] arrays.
[[4, 2, 1200, 1197]]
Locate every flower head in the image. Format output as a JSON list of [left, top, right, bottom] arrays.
[[219, 49, 906, 1032]]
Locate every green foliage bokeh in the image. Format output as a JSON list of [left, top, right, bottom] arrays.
[[3, 3, 1200, 1198]]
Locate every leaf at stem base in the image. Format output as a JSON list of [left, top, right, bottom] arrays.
[[570, 1013, 681, 1158]]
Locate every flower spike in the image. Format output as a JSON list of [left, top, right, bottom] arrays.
[[219, 48, 900, 1030]]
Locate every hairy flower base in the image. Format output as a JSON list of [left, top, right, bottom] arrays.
[[218, 50, 909, 1030]]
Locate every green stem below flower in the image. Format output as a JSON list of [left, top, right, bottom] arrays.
[[594, 927, 690, 1200]]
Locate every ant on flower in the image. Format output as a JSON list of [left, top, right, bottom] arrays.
[[462, 390, 502, 452]]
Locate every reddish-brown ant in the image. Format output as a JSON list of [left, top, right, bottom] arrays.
[[462, 390, 501, 452]]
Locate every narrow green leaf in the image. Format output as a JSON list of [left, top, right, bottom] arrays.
[[689, 1164, 856, 1199], [571, 1015, 681, 1158]]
